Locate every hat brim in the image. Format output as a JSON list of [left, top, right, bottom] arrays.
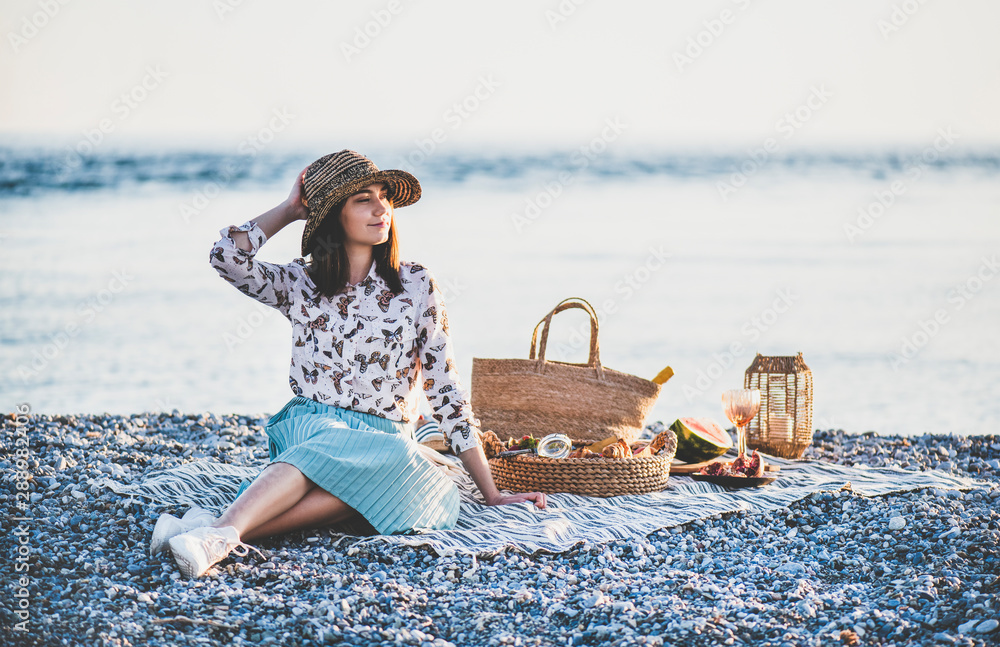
[[301, 169, 420, 256]]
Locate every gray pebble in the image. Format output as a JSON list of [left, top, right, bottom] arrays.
[[976, 619, 998, 633], [958, 618, 979, 633]]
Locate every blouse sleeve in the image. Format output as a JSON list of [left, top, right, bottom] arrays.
[[416, 269, 481, 454], [209, 220, 295, 315]]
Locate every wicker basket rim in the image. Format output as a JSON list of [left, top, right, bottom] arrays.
[[493, 454, 672, 465]]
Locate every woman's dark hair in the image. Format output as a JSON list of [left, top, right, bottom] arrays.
[[305, 196, 404, 298]]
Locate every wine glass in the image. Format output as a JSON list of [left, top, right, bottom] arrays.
[[722, 388, 761, 458]]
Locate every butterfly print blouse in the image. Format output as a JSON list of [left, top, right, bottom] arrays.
[[209, 220, 481, 454]]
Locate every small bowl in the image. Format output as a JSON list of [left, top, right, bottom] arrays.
[[536, 434, 572, 459]]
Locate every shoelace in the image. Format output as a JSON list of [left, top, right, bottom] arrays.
[[232, 542, 266, 560], [207, 535, 266, 562]]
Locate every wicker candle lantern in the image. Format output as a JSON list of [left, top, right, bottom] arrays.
[[743, 352, 813, 458]]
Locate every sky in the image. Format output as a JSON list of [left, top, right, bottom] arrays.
[[1, 0, 998, 153]]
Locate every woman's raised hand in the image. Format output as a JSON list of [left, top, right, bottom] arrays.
[[284, 167, 310, 221], [236, 167, 310, 246]]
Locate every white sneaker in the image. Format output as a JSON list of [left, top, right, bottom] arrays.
[[169, 525, 264, 579], [149, 507, 218, 557]]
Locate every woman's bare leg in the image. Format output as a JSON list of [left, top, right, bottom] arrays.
[[241, 487, 356, 542], [212, 462, 315, 537]]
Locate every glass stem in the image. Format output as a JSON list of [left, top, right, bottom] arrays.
[[737, 425, 747, 456]]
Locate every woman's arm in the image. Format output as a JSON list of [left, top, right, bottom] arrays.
[[209, 169, 310, 312], [458, 445, 547, 509], [414, 267, 546, 509], [229, 170, 308, 251]]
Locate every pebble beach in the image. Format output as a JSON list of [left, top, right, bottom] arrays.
[[2, 412, 998, 647]]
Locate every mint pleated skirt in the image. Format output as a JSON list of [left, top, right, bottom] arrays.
[[234, 396, 459, 535]]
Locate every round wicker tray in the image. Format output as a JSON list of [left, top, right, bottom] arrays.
[[485, 430, 677, 497]]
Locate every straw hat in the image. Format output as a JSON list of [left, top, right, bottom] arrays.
[[300, 150, 421, 256]]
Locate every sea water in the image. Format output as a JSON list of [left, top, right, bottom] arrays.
[[1, 146, 997, 436]]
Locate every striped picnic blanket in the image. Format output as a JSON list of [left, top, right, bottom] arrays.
[[100, 449, 981, 557]]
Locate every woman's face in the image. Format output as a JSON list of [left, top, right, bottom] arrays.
[[339, 182, 393, 247]]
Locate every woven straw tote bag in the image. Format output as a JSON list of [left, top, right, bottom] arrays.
[[470, 297, 661, 444]]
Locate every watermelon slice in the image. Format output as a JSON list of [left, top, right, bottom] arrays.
[[670, 417, 733, 463]]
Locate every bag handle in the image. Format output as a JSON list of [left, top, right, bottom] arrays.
[[529, 297, 605, 380]]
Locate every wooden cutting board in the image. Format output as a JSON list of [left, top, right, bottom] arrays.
[[671, 457, 780, 475]]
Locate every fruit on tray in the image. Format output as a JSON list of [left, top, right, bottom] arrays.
[[700, 450, 765, 478], [506, 435, 539, 451], [670, 417, 733, 463]]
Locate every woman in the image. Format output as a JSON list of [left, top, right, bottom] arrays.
[[157, 150, 546, 578]]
